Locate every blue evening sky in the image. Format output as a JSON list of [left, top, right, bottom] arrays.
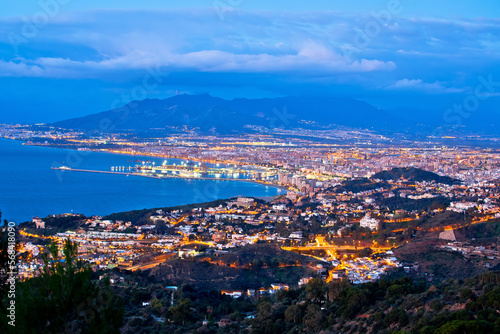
[[0, 0, 499, 123]]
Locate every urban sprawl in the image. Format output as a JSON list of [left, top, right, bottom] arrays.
[[4, 123, 500, 300]]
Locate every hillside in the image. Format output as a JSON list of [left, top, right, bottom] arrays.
[[102, 198, 229, 225], [379, 196, 450, 212], [148, 244, 320, 290], [333, 178, 389, 193], [119, 265, 500, 334], [372, 167, 460, 185], [52, 94, 403, 133]]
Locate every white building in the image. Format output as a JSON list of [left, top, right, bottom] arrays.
[[33, 217, 45, 229], [289, 231, 303, 239], [360, 214, 379, 230]]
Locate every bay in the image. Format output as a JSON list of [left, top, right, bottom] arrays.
[[0, 138, 280, 223]]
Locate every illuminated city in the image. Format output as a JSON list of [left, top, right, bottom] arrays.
[[2, 1, 500, 333]]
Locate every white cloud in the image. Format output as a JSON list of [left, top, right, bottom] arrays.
[[0, 9, 497, 89], [0, 60, 44, 77], [387, 78, 464, 94], [0, 46, 396, 79]]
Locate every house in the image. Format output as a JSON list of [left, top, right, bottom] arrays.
[[227, 197, 254, 209], [212, 231, 226, 242], [178, 248, 201, 258], [221, 290, 243, 299], [360, 214, 379, 230], [298, 277, 313, 287], [270, 283, 289, 291], [33, 217, 45, 229], [272, 204, 287, 211]]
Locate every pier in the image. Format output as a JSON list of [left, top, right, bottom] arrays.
[[50, 167, 288, 191]]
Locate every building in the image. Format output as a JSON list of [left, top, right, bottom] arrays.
[[227, 197, 255, 209], [221, 291, 242, 299], [360, 214, 379, 230], [33, 217, 45, 229], [298, 277, 313, 287], [212, 231, 227, 242], [289, 231, 303, 239]]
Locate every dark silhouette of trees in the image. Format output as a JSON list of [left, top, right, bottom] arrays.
[[305, 278, 327, 304], [11, 239, 124, 333]]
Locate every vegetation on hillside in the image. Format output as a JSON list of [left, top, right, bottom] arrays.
[[334, 179, 389, 193], [0, 238, 124, 333], [115, 270, 500, 334], [372, 167, 460, 185], [380, 196, 450, 212], [104, 199, 229, 225]]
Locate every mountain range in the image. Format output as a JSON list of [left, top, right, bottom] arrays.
[[52, 94, 500, 135], [52, 94, 405, 134]]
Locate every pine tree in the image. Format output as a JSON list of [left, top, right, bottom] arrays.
[[3, 238, 123, 333]]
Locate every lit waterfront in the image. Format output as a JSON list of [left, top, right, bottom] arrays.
[[0, 138, 280, 223]]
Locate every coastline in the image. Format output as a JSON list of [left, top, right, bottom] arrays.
[[18, 139, 258, 168], [5, 138, 287, 192], [5, 137, 291, 194], [0, 138, 285, 223]]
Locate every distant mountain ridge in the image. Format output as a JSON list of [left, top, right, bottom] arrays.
[[52, 94, 403, 133]]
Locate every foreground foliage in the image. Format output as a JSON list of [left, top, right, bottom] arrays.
[[117, 270, 500, 334], [0, 239, 124, 334]]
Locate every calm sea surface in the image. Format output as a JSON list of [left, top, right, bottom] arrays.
[[0, 138, 280, 223]]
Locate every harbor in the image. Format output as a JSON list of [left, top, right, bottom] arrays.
[[50, 166, 288, 191]]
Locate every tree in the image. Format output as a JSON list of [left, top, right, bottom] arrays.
[[150, 298, 163, 316], [252, 258, 262, 270], [434, 320, 497, 334], [306, 278, 327, 304], [328, 279, 350, 301], [10, 239, 124, 334], [257, 301, 273, 320], [302, 304, 324, 332], [155, 221, 167, 234], [284, 304, 302, 324], [358, 247, 373, 258], [170, 298, 194, 325]]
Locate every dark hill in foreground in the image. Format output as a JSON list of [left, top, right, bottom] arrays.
[[148, 244, 320, 290], [371, 167, 460, 185]]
